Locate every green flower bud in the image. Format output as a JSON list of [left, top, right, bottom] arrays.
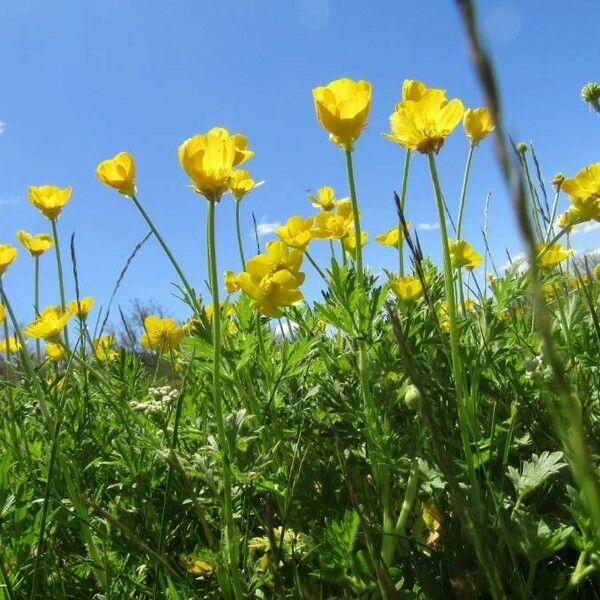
[[516, 142, 528, 155], [404, 384, 422, 410], [581, 82, 600, 104]]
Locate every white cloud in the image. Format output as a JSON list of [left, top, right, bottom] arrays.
[[572, 221, 600, 235], [0, 196, 19, 205], [273, 319, 299, 338], [501, 252, 527, 272], [0, 120, 5, 134], [416, 222, 440, 231], [252, 221, 281, 239]]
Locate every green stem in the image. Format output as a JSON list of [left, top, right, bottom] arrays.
[[521, 155, 544, 241], [207, 200, 244, 599], [51, 219, 70, 349], [234, 200, 246, 270], [545, 189, 561, 244], [456, 144, 475, 239], [131, 194, 198, 311], [344, 149, 363, 281], [398, 150, 411, 276], [34, 256, 41, 362]]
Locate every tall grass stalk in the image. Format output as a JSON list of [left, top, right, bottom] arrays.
[[51, 218, 70, 349], [397, 150, 411, 276]]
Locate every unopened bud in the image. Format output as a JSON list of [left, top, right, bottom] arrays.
[[581, 82, 600, 104], [516, 142, 528, 155], [552, 172, 565, 190]]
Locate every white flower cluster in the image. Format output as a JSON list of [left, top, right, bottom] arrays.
[[130, 385, 179, 413]]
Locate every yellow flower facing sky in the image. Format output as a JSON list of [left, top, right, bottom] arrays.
[[310, 199, 354, 240], [68, 297, 95, 318], [96, 151, 136, 196], [375, 223, 411, 248], [140, 315, 185, 353], [448, 239, 483, 269], [0, 245, 18, 277], [308, 186, 345, 211], [312, 78, 372, 150], [276, 216, 314, 250], [28, 185, 72, 220], [23, 306, 72, 342], [179, 127, 253, 202], [16, 230, 54, 257], [384, 81, 464, 154], [462, 107, 495, 145], [389, 276, 424, 301]]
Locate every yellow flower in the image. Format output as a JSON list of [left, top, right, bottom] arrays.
[[28, 185, 72, 220], [94, 335, 117, 361], [384, 82, 464, 153], [389, 276, 423, 301], [342, 230, 367, 254], [140, 315, 184, 353], [178, 129, 241, 202], [16, 230, 54, 257], [236, 241, 305, 317], [178, 555, 214, 577], [68, 297, 94, 318], [462, 107, 494, 145], [45, 343, 65, 362], [312, 78, 372, 149], [375, 224, 411, 248], [224, 270, 240, 293], [0, 304, 5, 324], [207, 126, 254, 166], [311, 199, 354, 240], [449, 239, 482, 269], [562, 163, 600, 204], [308, 186, 345, 211], [96, 151, 136, 196], [205, 303, 238, 334], [0, 245, 17, 277], [535, 242, 572, 268], [23, 306, 72, 342], [595, 263, 600, 281], [557, 210, 573, 230], [568, 275, 588, 289], [276, 216, 314, 250], [0, 336, 21, 354], [400, 80, 428, 103], [229, 169, 259, 202]]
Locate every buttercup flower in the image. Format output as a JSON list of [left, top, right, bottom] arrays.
[[535, 242, 572, 268], [16, 230, 54, 257], [140, 315, 185, 353], [342, 230, 368, 254], [229, 169, 259, 202], [390, 276, 423, 301], [224, 270, 240, 293], [95, 335, 117, 361], [375, 224, 411, 248], [561, 163, 600, 223], [0, 245, 17, 277], [23, 306, 72, 342], [312, 78, 372, 149], [205, 303, 238, 334], [463, 107, 494, 145], [96, 152, 136, 196], [276, 216, 314, 250], [45, 343, 65, 362], [557, 210, 573, 230], [28, 185, 72, 220], [68, 297, 94, 318], [0, 337, 21, 354], [208, 127, 254, 166], [309, 186, 346, 211], [384, 82, 464, 154], [311, 199, 354, 240], [179, 129, 247, 202], [449, 239, 482, 269]]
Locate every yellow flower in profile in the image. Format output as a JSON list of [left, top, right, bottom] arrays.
[[389, 276, 423, 301], [28, 185, 72, 220], [311, 199, 354, 240], [16, 231, 54, 257], [384, 82, 464, 153], [276, 216, 315, 250], [94, 335, 117, 361], [0, 336, 21, 354], [23, 306, 72, 342], [535, 242, 572, 268], [45, 343, 65, 362], [309, 186, 345, 211], [140, 315, 184, 353], [0, 304, 5, 324], [224, 270, 240, 293], [178, 129, 241, 202], [375, 224, 411, 248], [236, 241, 305, 317], [462, 107, 494, 145], [312, 78, 372, 149], [229, 169, 259, 202], [448, 239, 482, 269], [96, 151, 136, 196], [208, 126, 254, 166], [0, 245, 17, 277], [68, 297, 94, 318], [342, 230, 367, 254], [562, 163, 600, 204]]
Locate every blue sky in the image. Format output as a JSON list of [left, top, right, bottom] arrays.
[[1, 0, 600, 328]]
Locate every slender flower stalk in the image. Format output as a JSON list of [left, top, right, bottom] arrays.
[[50, 219, 70, 348], [207, 200, 244, 598], [397, 150, 411, 276], [34, 257, 41, 362], [234, 200, 246, 270], [131, 194, 198, 311], [344, 150, 363, 280], [456, 144, 475, 239]]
